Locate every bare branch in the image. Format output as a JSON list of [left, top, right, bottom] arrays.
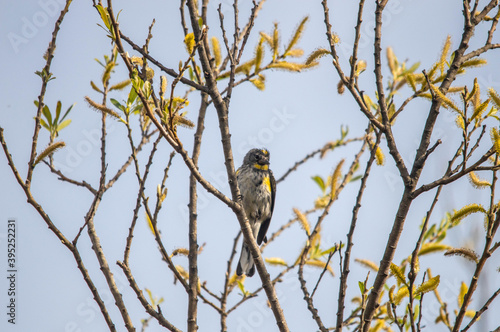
[[118, 261, 181, 332], [120, 33, 209, 93], [336, 129, 380, 332]]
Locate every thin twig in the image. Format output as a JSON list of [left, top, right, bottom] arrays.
[[43, 161, 97, 194], [118, 261, 181, 332], [336, 128, 379, 332], [120, 33, 208, 93], [220, 231, 242, 331], [310, 249, 336, 299], [297, 257, 329, 332], [461, 286, 500, 332], [277, 137, 365, 183]]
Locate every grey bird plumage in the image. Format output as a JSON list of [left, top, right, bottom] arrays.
[[236, 148, 276, 277]]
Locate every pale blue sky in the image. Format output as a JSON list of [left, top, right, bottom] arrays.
[[1, 0, 500, 331]]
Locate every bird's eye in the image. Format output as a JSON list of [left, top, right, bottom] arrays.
[[254, 154, 261, 160]]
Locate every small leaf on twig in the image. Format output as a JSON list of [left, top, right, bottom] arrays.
[[145, 213, 155, 235], [90, 81, 103, 94]]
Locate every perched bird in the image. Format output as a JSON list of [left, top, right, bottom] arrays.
[[236, 148, 276, 277]]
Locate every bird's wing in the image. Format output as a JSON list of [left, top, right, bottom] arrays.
[[257, 170, 276, 245]]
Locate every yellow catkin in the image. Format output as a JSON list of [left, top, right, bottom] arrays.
[[450, 203, 486, 225], [488, 87, 500, 108], [284, 17, 309, 54], [211, 37, 222, 67], [444, 248, 479, 263], [264, 257, 288, 266], [467, 172, 491, 189], [355, 258, 379, 272], [34, 141, 65, 165], [415, 275, 440, 296], [85, 96, 121, 119], [491, 127, 500, 155], [439, 36, 452, 74], [293, 208, 311, 235], [184, 33, 195, 54], [109, 79, 131, 91], [390, 263, 406, 286], [418, 242, 452, 255]]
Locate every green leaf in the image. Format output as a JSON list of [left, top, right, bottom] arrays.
[[436, 230, 447, 242], [57, 119, 72, 132], [312, 175, 326, 193], [358, 281, 365, 293], [110, 98, 125, 112], [61, 103, 75, 122], [91, 81, 103, 93], [94, 58, 105, 68], [39, 118, 50, 131], [320, 245, 338, 256], [96, 4, 111, 30], [42, 105, 52, 125], [127, 87, 138, 106], [131, 103, 143, 114], [349, 175, 362, 183], [145, 288, 154, 304], [54, 100, 62, 124], [423, 224, 436, 241], [237, 280, 249, 297], [406, 62, 420, 74]]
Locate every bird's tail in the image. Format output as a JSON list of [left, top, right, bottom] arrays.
[[236, 242, 255, 277]]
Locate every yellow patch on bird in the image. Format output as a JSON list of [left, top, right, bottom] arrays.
[[261, 149, 269, 156], [262, 175, 271, 192], [236, 168, 241, 175], [253, 163, 268, 170]]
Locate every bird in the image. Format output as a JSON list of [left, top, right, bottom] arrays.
[[236, 148, 276, 277]]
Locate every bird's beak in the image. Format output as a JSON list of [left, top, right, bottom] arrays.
[[259, 157, 270, 165]]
